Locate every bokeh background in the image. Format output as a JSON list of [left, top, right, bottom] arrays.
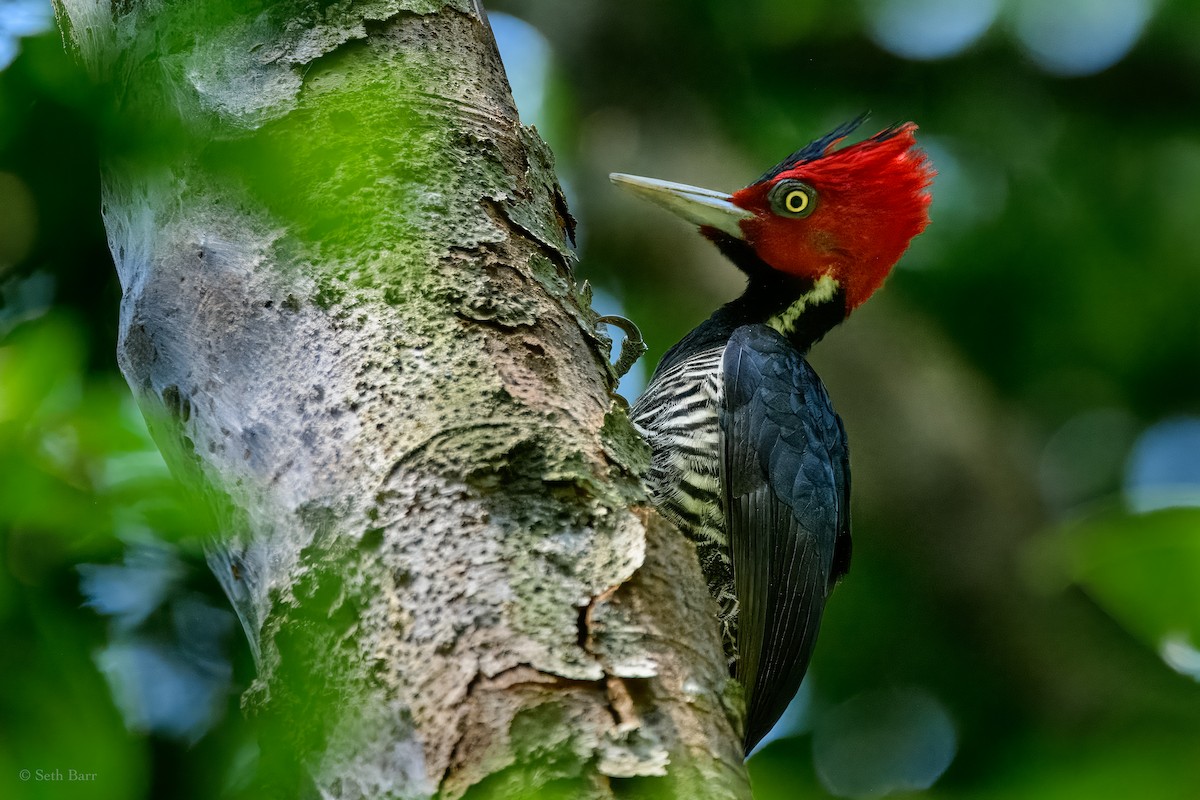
[[3, 0, 1200, 797]]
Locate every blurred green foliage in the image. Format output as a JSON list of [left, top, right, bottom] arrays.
[[1044, 506, 1200, 657], [3, 1, 1200, 798], [0, 324, 147, 800], [0, 314, 249, 799]]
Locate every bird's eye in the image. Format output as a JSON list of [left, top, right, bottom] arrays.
[[768, 180, 817, 218]]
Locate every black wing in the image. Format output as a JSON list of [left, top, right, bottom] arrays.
[[719, 324, 851, 750]]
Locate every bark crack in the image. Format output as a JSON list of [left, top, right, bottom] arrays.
[[440, 661, 616, 793], [580, 583, 644, 732], [482, 198, 574, 280]]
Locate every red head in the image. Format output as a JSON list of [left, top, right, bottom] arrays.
[[730, 119, 934, 310]]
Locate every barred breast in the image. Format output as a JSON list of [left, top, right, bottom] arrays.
[[629, 344, 738, 657]]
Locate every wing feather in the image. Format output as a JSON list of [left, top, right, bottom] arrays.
[[719, 324, 851, 750]]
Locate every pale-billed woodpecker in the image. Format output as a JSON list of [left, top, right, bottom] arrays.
[[611, 115, 933, 750]]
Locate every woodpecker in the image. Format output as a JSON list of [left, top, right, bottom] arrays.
[[611, 115, 933, 750]]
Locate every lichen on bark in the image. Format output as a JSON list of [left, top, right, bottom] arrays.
[[54, 0, 750, 797]]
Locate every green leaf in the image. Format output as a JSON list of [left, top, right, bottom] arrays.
[[1046, 507, 1200, 664]]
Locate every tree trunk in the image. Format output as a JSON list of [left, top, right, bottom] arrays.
[[53, 1, 750, 797]]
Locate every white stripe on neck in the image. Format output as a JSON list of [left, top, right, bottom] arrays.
[[766, 274, 840, 337]]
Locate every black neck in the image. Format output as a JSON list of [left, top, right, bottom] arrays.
[[657, 235, 847, 373], [715, 235, 848, 347]]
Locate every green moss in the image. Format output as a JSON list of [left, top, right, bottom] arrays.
[[312, 274, 347, 310], [526, 253, 565, 292], [460, 702, 599, 800], [382, 285, 406, 306], [600, 406, 651, 480]]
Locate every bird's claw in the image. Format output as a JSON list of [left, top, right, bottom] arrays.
[[596, 314, 647, 380]]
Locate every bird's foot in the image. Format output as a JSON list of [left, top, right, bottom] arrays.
[[596, 314, 648, 380]]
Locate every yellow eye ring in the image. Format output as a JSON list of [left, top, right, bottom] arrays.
[[784, 190, 809, 214], [767, 179, 817, 218]]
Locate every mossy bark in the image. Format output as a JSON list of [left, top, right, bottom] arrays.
[[53, 1, 750, 797]]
